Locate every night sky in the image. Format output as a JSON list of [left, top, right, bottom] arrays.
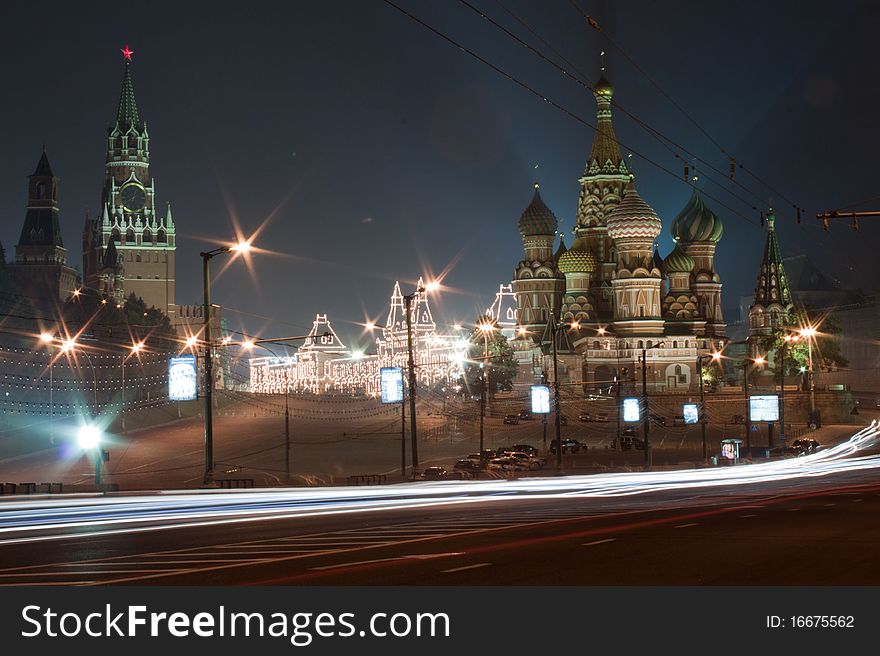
[[1, 1, 877, 349]]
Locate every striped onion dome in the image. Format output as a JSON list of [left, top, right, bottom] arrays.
[[670, 187, 724, 243], [606, 180, 662, 240], [517, 184, 558, 237], [663, 244, 695, 273], [557, 237, 597, 274]]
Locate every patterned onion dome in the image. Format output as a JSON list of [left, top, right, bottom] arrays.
[[670, 187, 724, 243], [605, 180, 662, 240], [663, 244, 695, 273], [557, 237, 597, 274], [517, 184, 559, 237]]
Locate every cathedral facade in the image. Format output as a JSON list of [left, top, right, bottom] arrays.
[[510, 69, 727, 393]]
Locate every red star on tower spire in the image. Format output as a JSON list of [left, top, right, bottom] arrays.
[[121, 44, 134, 61]]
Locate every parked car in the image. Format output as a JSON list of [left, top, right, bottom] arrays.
[[790, 439, 822, 455], [454, 459, 482, 473], [421, 466, 448, 480], [503, 414, 520, 425], [578, 412, 609, 423], [444, 470, 471, 480], [518, 409, 533, 420], [507, 451, 543, 470], [510, 444, 539, 457], [549, 438, 583, 454], [559, 414, 569, 426], [622, 426, 638, 437], [619, 435, 646, 451], [673, 415, 686, 427], [487, 457, 528, 472]]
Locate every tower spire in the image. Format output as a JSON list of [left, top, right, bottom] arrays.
[[115, 46, 141, 129]]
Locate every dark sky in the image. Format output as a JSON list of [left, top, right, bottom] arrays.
[[1, 0, 877, 349]]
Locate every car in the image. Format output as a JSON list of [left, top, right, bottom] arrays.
[[649, 412, 667, 426], [619, 435, 646, 451], [673, 415, 686, 426], [507, 451, 543, 470], [559, 414, 569, 426], [578, 412, 608, 423], [444, 470, 472, 480], [518, 409, 533, 420], [511, 444, 539, 457], [549, 438, 583, 454], [487, 457, 528, 472], [622, 427, 638, 437], [421, 466, 448, 480], [503, 414, 520, 425], [466, 451, 494, 463], [790, 439, 822, 455], [454, 459, 482, 473]]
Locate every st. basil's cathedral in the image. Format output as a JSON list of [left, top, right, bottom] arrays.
[[509, 67, 727, 393]]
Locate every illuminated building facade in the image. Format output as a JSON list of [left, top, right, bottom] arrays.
[[510, 66, 727, 393], [249, 281, 468, 395]]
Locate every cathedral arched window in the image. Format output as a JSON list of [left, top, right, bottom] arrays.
[[157, 230, 166, 243], [143, 229, 153, 244], [136, 253, 141, 263], [638, 340, 644, 349], [125, 228, 135, 244], [36, 183, 46, 200], [111, 229, 121, 243]]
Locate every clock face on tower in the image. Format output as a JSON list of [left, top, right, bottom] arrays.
[[120, 183, 146, 212]]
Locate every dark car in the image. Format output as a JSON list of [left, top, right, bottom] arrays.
[[454, 459, 482, 473], [518, 409, 533, 420], [421, 466, 448, 480], [503, 414, 520, 425], [619, 435, 646, 451], [622, 426, 638, 437], [511, 444, 539, 457], [549, 438, 583, 454], [578, 412, 609, 422], [791, 439, 821, 455]]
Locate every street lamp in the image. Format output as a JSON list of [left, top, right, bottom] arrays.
[[640, 341, 665, 471], [199, 240, 251, 486], [402, 284, 426, 473], [548, 317, 576, 471], [121, 341, 144, 433], [697, 352, 722, 462], [77, 423, 103, 486], [476, 321, 495, 456], [800, 325, 818, 413]]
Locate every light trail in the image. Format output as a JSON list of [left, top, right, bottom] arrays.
[[0, 422, 876, 545]]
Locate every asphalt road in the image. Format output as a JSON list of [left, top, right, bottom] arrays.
[[1, 434, 878, 585]]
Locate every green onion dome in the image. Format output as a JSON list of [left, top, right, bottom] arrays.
[[662, 244, 695, 273], [557, 237, 597, 274], [606, 180, 662, 241], [517, 184, 559, 237], [670, 187, 724, 243]]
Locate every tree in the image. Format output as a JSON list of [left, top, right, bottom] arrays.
[[768, 308, 849, 376], [460, 322, 518, 397]]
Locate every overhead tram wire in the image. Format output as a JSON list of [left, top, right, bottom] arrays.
[[471, 0, 771, 217], [381, 0, 763, 231], [566, 0, 802, 215]]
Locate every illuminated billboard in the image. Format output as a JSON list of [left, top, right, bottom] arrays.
[[168, 355, 198, 401], [622, 397, 640, 422], [749, 395, 780, 422], [683, 403, 699, 425], [530, 385, 551, 414], [380, 367, 404, 404]]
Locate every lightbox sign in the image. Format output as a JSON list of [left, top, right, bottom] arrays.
[[380, 367, 404, 404], [749, 395, 780, 422], [683, 403, 699, 425], [622, 397, 640, 422], [168, 355, 198, 401], [530, 385, 551, 414]]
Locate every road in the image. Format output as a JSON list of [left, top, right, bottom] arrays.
[[0, 421, 877, 585]]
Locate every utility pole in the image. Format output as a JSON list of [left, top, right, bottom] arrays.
[[551, 318, 563, 471], [404, 286, 423, 472]]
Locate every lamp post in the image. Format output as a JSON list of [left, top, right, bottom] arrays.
[[121, 341, 144, 434], [548, 317, 574, 471], [477, 321, 495, 456], [697, 352, 722, 463], [403, 285, 425, 473], [199, 241, 250, 486], [640, 342, 665, 471], [800, 326, 818, 413]]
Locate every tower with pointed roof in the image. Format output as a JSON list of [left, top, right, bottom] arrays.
[[83, 46, 175, 314], [11, 150, 78, 304], [670, 186, 725, 336], [574, 61, 631, 320], [511, 184, 565, 338], [748, 210, 793, 343], [485, 283, 518, 340]]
